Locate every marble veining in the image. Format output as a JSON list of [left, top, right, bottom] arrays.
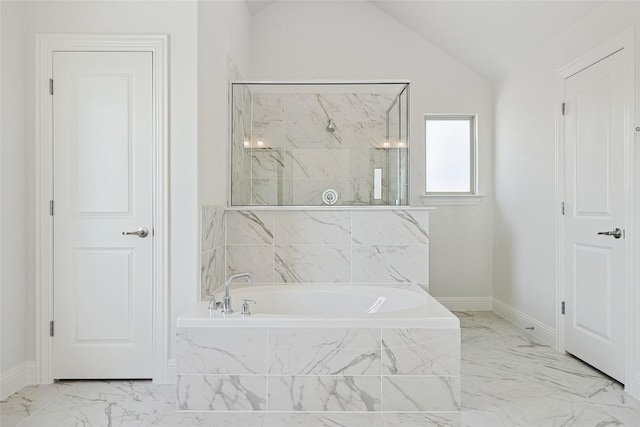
[[226, 244, 274, 284], [176, 328, 267, 374], [274, 245, 351, 283], [382, 328, 460, 376], [226, 210, 274, 244], [352, 244, 429, 284], [382, 375, 461, 412], [273, 211, 351, 245], [267, 376, 380, 412], [352, 210, 429, 245], [176, 375, 266, 411], [268, 328, 380, 375]]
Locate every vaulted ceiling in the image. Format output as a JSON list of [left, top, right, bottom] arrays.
[[245, 0, 604, 81]]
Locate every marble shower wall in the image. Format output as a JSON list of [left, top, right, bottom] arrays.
[[232, 90, 408, 206], [225, 209, 429, 288], [200, 206, 226, 297]]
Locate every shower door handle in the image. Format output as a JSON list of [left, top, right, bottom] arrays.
[[122, 227, 149, 238]]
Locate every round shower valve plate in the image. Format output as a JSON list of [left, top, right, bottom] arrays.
[[322, 189, 339, 205]]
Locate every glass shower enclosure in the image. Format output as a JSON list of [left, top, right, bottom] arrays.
[[229, 81, 409, 207]]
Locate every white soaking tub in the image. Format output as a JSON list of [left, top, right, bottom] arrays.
[[176, 284, 461, 417], [177, 284, 458, 328]]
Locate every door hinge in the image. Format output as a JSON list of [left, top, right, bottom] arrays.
[[561, 202, 565, 215], [49, 200, 54, 216], [561, 102, 566, 116], [49, 79, 53, 95], [561, 301, 565, 315], [49, 321, 54, 337]]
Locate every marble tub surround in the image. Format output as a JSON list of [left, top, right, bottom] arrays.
[[176, 284, 460, 415], [225, 208, 429, 287], [175, 324, 459, 414]]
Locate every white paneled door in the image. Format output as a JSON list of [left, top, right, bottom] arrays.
[[564, 49, 626, 382], [53, 52, 153, 378]]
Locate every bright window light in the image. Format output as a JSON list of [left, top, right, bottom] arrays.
[[425, 115, 476, 194]]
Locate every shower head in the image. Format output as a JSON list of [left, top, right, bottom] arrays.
[[326, 119, 336, 133]]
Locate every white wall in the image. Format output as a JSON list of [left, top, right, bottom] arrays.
[[250, 1, 495, 299], [1, 1, 28, 376], [198, 1, 251, 207], [0, 1, 199, 380], [493, 2, 640, 329]]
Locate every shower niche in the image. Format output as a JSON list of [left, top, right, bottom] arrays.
[[229, 81, 409, 206]]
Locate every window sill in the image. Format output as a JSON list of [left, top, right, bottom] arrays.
[[420, 194, 483, 206]]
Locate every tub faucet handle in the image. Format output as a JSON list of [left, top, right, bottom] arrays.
[[241, 299, 256, 317], [208, 297, 220, 311]]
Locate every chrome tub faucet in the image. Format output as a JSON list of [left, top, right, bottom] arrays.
[[222, 272, 253, 314]]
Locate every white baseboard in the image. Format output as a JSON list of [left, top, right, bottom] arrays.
[[493, 298, 556, 346], [1, 360, 36, 400], [626, 373, 640, 400], [163, 358, 176, 384], [435, 297, 493, 311]]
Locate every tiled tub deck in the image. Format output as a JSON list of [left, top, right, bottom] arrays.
[[176, 286, 460, 419]]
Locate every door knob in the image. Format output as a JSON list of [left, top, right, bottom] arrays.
[[122, 227, 149, 238], [597, 228, 623, 239]]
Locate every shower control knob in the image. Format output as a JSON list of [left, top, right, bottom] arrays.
[[322, 189, 339, 205]]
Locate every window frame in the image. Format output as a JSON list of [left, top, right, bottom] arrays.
[[424, 114, 478, 197]]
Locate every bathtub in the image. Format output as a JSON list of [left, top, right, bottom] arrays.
[[176, 284, 460, 416], [177, 284, 458, 328]]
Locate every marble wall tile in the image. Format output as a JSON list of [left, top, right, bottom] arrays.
[[285, 120, 340, 150], [251, 149, 284, 180], [282, 94, 314, 121], [226, 245, 273, 284], [267, 376, 380, 412], [341, 178, 374, 205], [341, 122, 387, 150], [268, 328, 381, 375], [352, 211, 429, 245], [291, 179, 343, 206], [382, 329, 460, 376], [226, 211, 273, 244], [352, 245, 428, 284], [201, 206, 225, 253], [274, 245, 351, 283], [177, 328, 267, 375], [201, 247, 225, 296], [273, 211, 351, 245], [381, 376, 460, 412], [350, 149, 386, 179], [251, 179, 278, 205], [252, 93, 284, 122], [176, 375, 266, 411], [288, 149, 349, 180], [251, 121, 286, 149]]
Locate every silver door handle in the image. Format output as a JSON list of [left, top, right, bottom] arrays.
[[122, 227, 149, 238], [597, 228, 622, 239]]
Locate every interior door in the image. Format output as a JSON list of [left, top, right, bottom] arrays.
[[53, 51, 153, 379], [564, 49, 626, 382]]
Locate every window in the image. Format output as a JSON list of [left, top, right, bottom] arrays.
[[425, 115, 476, 195]]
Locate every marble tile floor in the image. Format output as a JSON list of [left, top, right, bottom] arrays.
[[2, 311, 640, 426]]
